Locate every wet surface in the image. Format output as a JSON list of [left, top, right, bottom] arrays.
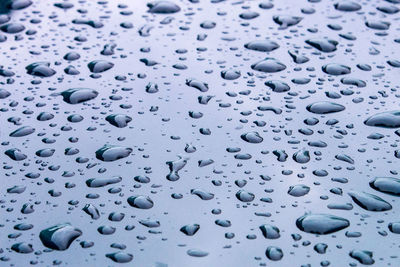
[[1, 0, 400, 266]]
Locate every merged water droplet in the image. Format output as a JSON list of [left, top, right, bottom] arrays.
[[273, 15, 302, 29], [244, 40, 279, 52], [11, 242, 33, 254], [61, 88, 98, 104], [349, 250, 374, 265], [26, 62, 56, 77], [191, 189, 214, 200], [241, 131, 263, 143], [88, 60, 114, 73], [86, 176, 122, 188], [305, 39, 338, 52], [127, 195, 154, 209], [39, 223, 82, 251], [95, 145, 132, 162]]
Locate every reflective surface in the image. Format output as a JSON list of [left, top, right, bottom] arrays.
[[1, 0, 400, 266]]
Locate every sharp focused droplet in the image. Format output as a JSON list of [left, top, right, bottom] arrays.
[[265, 80, 290, 93], [349, 250, 374, 265], [241, 131, 263, 143], [9, 126, 35, 137], [288, 184, 310, 197], [259, 224, 280, 239], [273, 15, 302, 29], [105, 114, 132, 128], [180, 224, 200, 236]]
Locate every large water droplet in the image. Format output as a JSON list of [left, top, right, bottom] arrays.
[[88, 60, 114, 73], [348, 191, 392, 211], [296, 213, 350, 234], [39, 223, 82, 251], [244, 40, 279, 52], [147, 1, 181, 14], [61, 88, 98, 104], [106, 252, 133, 263], [265, 246, 283, 261], [305, 39, 338, 52], [306, 101, 345, 114], [251, 58, 286, 73], [322, 63, 351, 75], [241, 131, 263, 143], [349, 250, 374, 265], [127, 195, 154, 209], [364, 111, 400, 128], [334, 1, 361, 11]]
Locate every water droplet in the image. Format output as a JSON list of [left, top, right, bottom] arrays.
[[265, 246, 283, 261], [61, 88, 98, 104], [127, 195, 154, 209], [306, 101, 345, 114], [39, 223, 82, 251], [348, 191, 392, 211], [244, 40, 279, 52], [296, 213, 350, 234], [106, 252, 133, 263], [251, 58, 286, 73], [364, 111, 400, 128], [95, 145, 132, 162], [322, 63, 351, 75]]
